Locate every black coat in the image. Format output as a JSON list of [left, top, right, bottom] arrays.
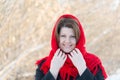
[[35, 59, 104, 80]]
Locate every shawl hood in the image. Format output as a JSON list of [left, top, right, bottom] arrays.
[[51, 14, 86, 55]]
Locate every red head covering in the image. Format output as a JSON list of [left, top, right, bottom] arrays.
[[36, 14, 107, 80]]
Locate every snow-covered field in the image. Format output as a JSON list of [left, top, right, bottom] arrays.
[[107, 74, 120, 80], [0, 0, 120, 80], [107, 69, 120, 80]]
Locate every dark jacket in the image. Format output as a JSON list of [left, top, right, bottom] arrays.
[[35, 59, 104, 80]]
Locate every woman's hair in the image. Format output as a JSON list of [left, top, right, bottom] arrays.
[[55, 18, 80, 43]]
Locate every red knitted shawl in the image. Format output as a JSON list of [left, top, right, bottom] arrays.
[[36, 14, 107, 80]]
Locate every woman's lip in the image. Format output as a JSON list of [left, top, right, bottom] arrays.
[[63, 44, 72, 48]]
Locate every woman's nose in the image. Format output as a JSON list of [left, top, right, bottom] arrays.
[[65, 37, 70, 43]]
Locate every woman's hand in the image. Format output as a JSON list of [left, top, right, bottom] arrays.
[[68, 48, 87, 76], [50, 49, 67, 79]]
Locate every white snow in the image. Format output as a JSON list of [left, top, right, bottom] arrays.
[[110, 0, 120, 11], [106, 69, 120, 80], [107, 74, 120, 80]]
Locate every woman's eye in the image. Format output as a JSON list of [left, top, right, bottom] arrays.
[[71, 36, 75, 38], [60, 35, 66, 37]]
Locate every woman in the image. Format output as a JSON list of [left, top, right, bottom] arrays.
[[35, 14, 107, 80]]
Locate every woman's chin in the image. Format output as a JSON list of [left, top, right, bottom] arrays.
[[62, 50, 72, 54]]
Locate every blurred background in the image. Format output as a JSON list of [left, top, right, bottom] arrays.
[[0, 0, 120, 80]]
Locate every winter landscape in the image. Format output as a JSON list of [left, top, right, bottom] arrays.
[[0, 0, 120, 80]]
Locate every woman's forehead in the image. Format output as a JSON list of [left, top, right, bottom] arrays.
[[60, 27, 75, 35]]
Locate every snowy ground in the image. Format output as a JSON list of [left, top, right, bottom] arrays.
[[107, 69, 120, 80], [107, 74, 120, 80]]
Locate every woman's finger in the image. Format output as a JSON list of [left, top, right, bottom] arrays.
[[63, 54, 67, 61], [70, 51, 74, 57], [72, 50, 78, 56], [68, 54, 72, 60], [58, 51, 62, 57], [75, 48, 82, 54], [54, 49, 60, 56]]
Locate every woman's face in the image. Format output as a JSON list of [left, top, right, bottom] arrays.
[[59, 27, 76, 53]]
